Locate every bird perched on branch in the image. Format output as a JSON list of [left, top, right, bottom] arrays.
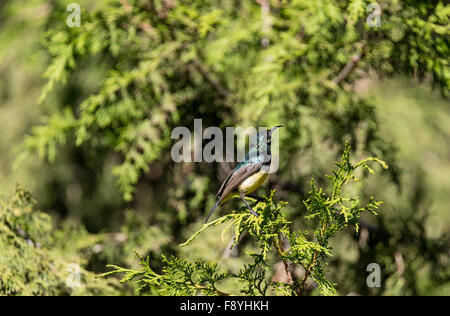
[[205, 125, 282, 223]]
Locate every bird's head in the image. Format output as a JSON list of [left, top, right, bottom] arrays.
[[254, 125, 283, 149]]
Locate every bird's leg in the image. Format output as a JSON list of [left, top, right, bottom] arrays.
[[240, 192, 259, 217]]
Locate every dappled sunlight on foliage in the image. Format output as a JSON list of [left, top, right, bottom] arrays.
[[0, 0, 448, 296]]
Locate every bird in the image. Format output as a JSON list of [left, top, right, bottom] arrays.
[[205, 125, 282, 223]]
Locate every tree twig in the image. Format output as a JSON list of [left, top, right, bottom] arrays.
[[298, 221, 328, 295], [333, 45, 366, 85], [274, 233, 298, 294], [191, 59, 231, 98], [298, 251, 318, 295]]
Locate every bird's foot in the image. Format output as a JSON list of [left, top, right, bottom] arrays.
[[241, 197, 259, 217]]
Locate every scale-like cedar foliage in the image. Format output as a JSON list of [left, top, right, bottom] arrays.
[[101, 144, 387, 295], [0, 0, 448, 296], [19, 0, 448, 201], [0, 187, 120, 295]]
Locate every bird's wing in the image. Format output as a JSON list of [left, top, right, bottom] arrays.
[[216, 148, 263, 198], [216, 169, 234, 198], [216, 161, 263, 201]]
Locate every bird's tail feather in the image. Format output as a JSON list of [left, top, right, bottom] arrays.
[[205, 199, 221, 223]]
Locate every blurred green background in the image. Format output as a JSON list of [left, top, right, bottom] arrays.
[[0, 0, 448, 295]]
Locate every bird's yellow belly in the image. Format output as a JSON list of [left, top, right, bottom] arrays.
[[238, 171, 268, 195]]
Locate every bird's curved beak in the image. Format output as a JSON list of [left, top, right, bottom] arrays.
[[269, 125, 283, 135]]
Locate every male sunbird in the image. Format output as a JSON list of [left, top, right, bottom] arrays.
[[205, 126, 282, 223]]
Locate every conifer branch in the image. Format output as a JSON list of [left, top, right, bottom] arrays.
[[101, 144, 387, 296], [333, 44, 366, 85], [274, 233, 295, 288], [191, 59, 231, 98]]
